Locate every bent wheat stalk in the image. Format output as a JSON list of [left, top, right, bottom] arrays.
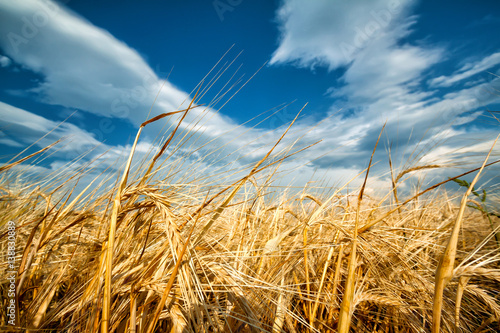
[[432, 134, 499, 333]]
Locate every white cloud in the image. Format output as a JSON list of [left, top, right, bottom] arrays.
[[335, 34, 443, 102], [429, 52, 500, 87], [270, 0, 415, 69], [269, 0, 500, 190], [0, 0, 184, 124], [419, 132, 500, 166], [0, 55, 11, 67], [270, 0, 447, 147], [270, 0, 444, 162], [0, 100, 105, 154]]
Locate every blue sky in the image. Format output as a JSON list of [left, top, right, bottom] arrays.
[[1, 0, 500, 194]]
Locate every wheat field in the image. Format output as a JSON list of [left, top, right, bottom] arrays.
[[1, 97, 500, 332]]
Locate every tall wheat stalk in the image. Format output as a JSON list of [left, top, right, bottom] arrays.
[[338, 124, 385, 332], [432, 134, 500, 333]]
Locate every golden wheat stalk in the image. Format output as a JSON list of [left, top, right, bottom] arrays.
[[338, 123, 385, 332], [432, 134, 499, 333]]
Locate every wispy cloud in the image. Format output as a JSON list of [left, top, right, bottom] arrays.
[[429, 52, 500, 87], [0, 100, 104, 154], [0, 55, 11, 67], [269, 0, 500, 186]]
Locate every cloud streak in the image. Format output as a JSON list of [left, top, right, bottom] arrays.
[[0, 100, 104, 154], [429, 52, 500, 87]]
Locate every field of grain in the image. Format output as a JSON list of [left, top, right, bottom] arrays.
[[1, 106, 500, 332]]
